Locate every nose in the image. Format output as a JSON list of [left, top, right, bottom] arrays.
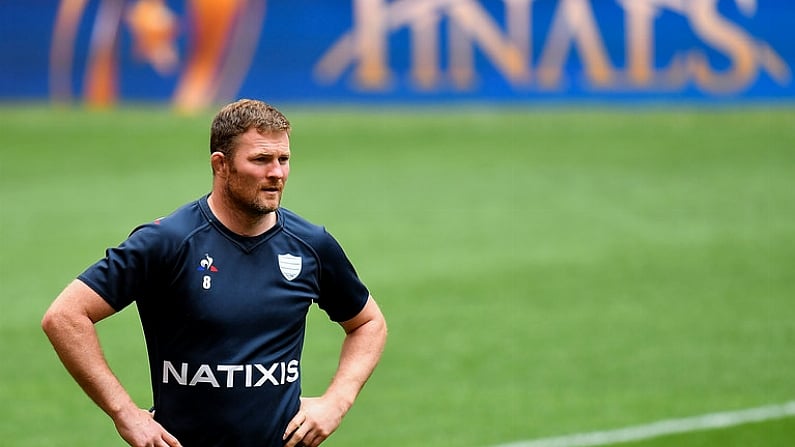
[[266, 160, 285, 179]]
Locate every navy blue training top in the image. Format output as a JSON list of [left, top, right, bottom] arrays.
[[78, 195, 369, 447]]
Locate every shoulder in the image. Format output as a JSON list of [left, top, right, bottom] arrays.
[[278, 208, 353, 262], [128, 199, 211, 251], [278, 208, 330, 242]]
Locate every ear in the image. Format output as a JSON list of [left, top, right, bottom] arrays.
[[211, 151, 227, 177]]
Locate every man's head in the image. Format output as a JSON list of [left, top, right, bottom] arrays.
[[209, 99, 292, 218]]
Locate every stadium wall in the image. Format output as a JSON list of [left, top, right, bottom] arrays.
[[1, 0, 792, 110]]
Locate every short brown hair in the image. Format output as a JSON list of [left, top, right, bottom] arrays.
[[209, 99, 291, 156]]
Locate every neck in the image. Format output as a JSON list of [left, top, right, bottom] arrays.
[[207, 193, 277, 237]]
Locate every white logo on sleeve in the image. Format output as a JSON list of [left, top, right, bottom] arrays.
[[277, 253, 302, 281]]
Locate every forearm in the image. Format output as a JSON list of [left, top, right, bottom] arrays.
[[43, 281, 182, 447], [43, 311, 138, 419], [42, 282, 139, 421], [325, 303, 387, 412]]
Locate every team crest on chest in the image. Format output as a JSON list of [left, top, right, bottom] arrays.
[[277, 254, 302, 281]]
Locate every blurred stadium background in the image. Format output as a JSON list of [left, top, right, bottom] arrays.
[[1, 1, 793, 446]]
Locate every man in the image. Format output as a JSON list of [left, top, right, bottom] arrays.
[[42, 99, 387, 447]]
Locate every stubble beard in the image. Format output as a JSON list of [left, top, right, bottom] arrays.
[[224, 178, 281, 218]]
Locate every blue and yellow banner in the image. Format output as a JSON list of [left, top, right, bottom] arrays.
[[1, 0, 792, 110]]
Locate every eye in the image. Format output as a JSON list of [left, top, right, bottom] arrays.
[[279, 156, 290, 164], [251, 155, 271, 164]]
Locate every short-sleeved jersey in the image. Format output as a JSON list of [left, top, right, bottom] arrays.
[[78, 195, 369, 447]]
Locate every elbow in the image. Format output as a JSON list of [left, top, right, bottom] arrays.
[[42, 280, 109, 342], [41, 307, 63, 339], [41, 305, 83, 341], [372, 313, 388, 353], [365, 304, 388, 342], [372, 302, 388, 344], [378, 314, 388, 340]]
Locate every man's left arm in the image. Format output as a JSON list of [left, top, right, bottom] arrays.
[[284, 295, 387, 447]]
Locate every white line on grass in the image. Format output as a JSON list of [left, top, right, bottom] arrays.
[[491, 401, 795, 447]]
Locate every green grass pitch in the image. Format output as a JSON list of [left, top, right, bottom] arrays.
[[1, 104, 793, 446]]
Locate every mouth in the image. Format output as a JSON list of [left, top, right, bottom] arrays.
[[261, 186, 281, 195]]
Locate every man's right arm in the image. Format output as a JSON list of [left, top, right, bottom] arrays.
[[41, 279, 181, 447]]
